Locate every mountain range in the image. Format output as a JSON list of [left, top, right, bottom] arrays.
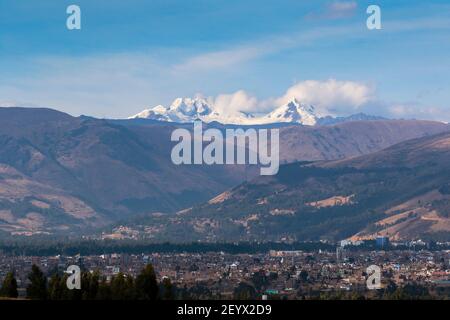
[[132, 131, 450, 242], [0, 106, 449, 239], [129, 97, 385, 126], [0, 108, 248, 235]]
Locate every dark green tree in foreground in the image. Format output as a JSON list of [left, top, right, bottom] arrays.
[[12, 263, 166, 300], [233, 282, 256, 300], [82, 270, 100, 300], [26, 264, 47, 300], [0, 272, 18, 298], [96, 276, 112, 300], [135, 264, 159, 300], [161, 277, 174, 300], [110, 272, 135, 300], [47, 273, 65, 300]]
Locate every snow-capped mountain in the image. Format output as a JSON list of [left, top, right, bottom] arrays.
[[130, 98, 218, 123], [259, 99, 317, 126], [129, 97, 260, 124], [129, 97, 385, 126]]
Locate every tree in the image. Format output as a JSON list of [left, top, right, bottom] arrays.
[[110, 272, 126, 300], [161, 277, 174, 300], [1, 272, 18, 298], [135, 264, 159, 300], [250, 269, 269, 292], [233, 282, 256, 300], [26, 265, 47, 300], [48, 273, 64, 300], [299, 270, 309, 282], [110, 272, 135, 300], [82, 271, 100, 300], [96, 276, 111, 300]]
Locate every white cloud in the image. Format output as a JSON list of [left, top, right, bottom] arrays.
[[275, 79, 374, 116], [202, 79, 375, 118], [306, 1, 358, 20], [170, 22, 370, 75], [1, 14, 448, 119], [388, 103, 450, 122], [172, 46, 269, 73], [209, 90, 258, 116], [0, 53, 171, 118], [0, 100, 18, 108], [326, 1, 358, 18], [0, 95, 41, 108]]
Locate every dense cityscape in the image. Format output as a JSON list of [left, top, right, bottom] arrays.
[[1, 239, 449, 300]]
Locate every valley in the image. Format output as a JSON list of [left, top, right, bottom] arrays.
[[116, 131, 450, 242], [0, 106, 449, 239]]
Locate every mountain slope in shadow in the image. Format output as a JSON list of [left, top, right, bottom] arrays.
[[0, 107, 448, 236], [145, 131, 450, 242]]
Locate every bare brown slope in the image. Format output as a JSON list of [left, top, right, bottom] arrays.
[[278, 120, 449, 163], [0, 108, 249, 234], [0, 107, 448, 235], [145, 131, 450, 242]]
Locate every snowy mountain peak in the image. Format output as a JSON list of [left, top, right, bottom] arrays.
[[263, 98, 317, 125], [288, 98, 315, 113], [129, 96, 384, 126], [129, 105, 169, 121], [129, 97, 218, 123], [129, 97, 319, 125], [169, 97, 213, 117]]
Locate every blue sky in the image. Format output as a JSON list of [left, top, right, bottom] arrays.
[[0, 0, 449, 120]]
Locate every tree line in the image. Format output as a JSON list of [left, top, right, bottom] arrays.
[[0, 264, 174, 300], [0, 240, 336, 256]]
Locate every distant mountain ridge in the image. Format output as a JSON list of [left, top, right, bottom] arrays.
[[0, 106, 448, 236], [129, 97, 386, 126], [133, 131, 450, 242], [316, 113, 386, 125]]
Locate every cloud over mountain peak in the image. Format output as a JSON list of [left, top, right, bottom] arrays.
[[128, 95, 382, 126]]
